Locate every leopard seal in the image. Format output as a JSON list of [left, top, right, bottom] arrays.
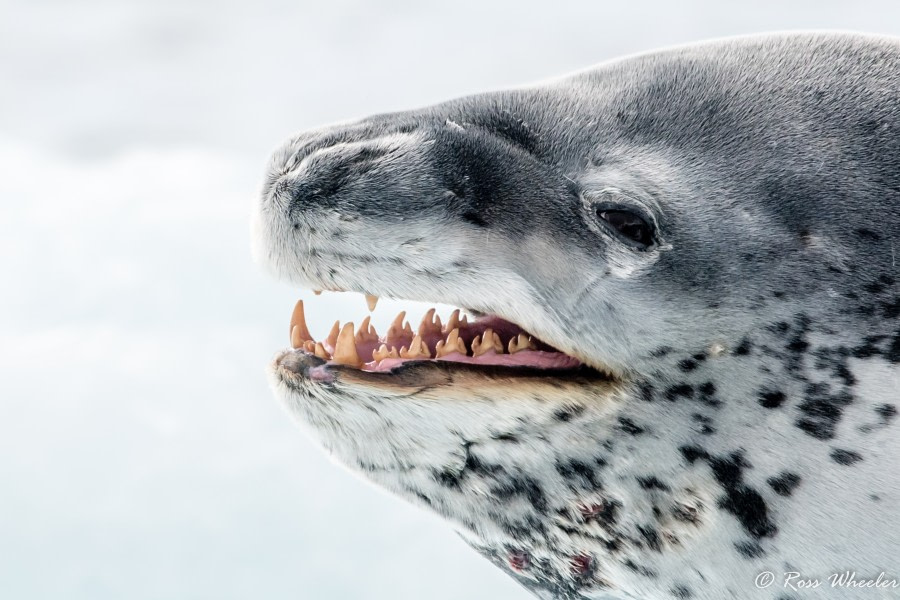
[[253, 32, 900, 599]]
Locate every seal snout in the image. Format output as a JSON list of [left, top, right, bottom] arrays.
[[269, 126, 433, 218]]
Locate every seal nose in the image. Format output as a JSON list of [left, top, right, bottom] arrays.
[[272, 129, 431, 217]]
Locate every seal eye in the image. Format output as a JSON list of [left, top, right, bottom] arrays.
[[597, 209, 653, 248]]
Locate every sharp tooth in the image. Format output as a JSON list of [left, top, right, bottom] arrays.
[[508, 333, 536, 354], [471, 334, 483, 356], [388, 311, 406, 335], [373, 344, 400, 362], [333, 322, 363, 367], [489, 330, 503, 352], [387, 311, 411, 346], [302, 340, 316, 353], [448, 327, 466, 353], [416, 334, 430, 357], [326, 321, 340, 348], [418, 308, 442, 337], [365, 294, 379, 312], [445, 309, 460, 332], [399, 334, 431, 359], [314, 342, 330, 359], [289, 300, 313, 342], [313, 290, 323, 295], [435, 328, 467, 357], [443, 310, 470, 332], [472, 328, 502, 357], [356, 316, 377, 343], [290, 325, 301, 349]]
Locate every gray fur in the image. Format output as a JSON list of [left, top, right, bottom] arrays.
[[254, 33, 900, 599]]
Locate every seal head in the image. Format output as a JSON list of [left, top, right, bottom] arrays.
[[256, 32, 900, 599]]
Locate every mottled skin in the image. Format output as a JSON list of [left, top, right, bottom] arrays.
[[254, 33, 900, 599]]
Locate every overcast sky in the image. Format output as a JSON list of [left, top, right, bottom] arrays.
[[3, 1, 900, 598]]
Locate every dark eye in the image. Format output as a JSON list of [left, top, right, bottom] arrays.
[[597, 209, 654, 248]]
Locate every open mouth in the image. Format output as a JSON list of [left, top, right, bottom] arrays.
[[286, 294, 588, 374]]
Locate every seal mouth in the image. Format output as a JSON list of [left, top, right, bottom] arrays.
[[284, 294, 606, 377]]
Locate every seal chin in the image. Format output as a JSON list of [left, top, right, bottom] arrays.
[[279, 296, 617, 386]]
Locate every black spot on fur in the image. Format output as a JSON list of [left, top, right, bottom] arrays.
[[665, 384, 694, 401], [436, 469, 462, 488], [696, 381, 721, 407], [709, 452, 777, 539], [786, 333, 809, 354], [855, 228, 882, 241], [491, 475, 548, 514], [795, 382, 853, 440], [491, 432, 520, 443], [767, 472, 802, 497], [679, 445, 710, 464], [758, 389, 786, 409], [692, 413, 716, 435], [555, 459, 603, 489], [617, 417, 645, 436], [883, 297, 900, 319], [639, 382, 655, 402], [554, 404, 585, 422], [622, 559, 657, 579], [772, 321, 790, 335], [671, 584, 694, 599], [734, 338, 752, 355], [436, 445, 504, 488], [463, 445, 503, 477], [865, 280, 887, 294], [888, 331, 900, 363], [637, 525, 663, 552], [461, 210, 488, 227], [637, 476, 671, 491], [876, 404, 897, 424], [830, 448, 863, 465], [678, 359, 699, 372], [735, 540, 766, 558], [812, 346, 856, 386]]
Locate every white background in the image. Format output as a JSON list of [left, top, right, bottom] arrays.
[[2, 1, 899, 598]]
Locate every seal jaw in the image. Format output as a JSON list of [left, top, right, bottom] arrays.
[[278, 297, 616, 383]]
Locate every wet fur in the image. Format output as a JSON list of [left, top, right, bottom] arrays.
[[255, 33, 900, 599]]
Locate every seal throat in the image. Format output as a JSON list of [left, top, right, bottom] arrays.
[[286, 297, 587, 374]]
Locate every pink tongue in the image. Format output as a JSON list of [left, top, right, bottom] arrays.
[[361, 350, 582, 373]]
